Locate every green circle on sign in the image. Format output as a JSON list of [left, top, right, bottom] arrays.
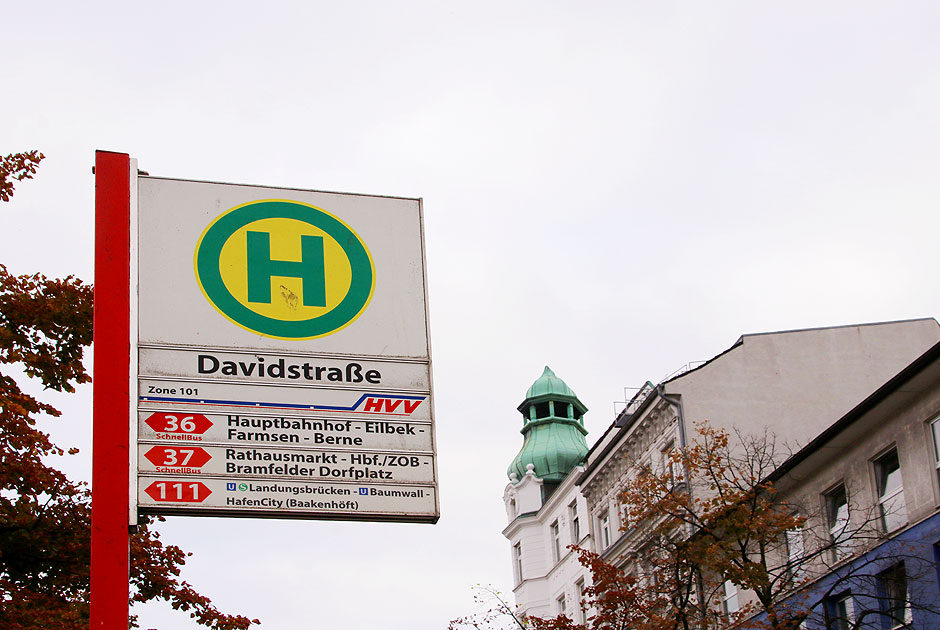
[[194, 199, 375, 339]]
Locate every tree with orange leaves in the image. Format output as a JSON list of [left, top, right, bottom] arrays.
[[0, 152, 258, 629], [0, 150, 44, 203]]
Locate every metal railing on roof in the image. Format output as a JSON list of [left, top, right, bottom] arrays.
[[611, 360, 706, 418], [612, 381, 656, 422], [659, 360, 707, 383]]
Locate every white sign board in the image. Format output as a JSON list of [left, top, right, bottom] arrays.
[[133, 176, 437, 523]]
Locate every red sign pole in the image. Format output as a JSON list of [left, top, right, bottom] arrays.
[[91, 151, 131, 628]]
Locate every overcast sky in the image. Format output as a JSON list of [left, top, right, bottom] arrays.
[[5, 2, 940, 629]]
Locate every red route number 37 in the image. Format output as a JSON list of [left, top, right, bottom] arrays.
[[143, 445, 212, 468]]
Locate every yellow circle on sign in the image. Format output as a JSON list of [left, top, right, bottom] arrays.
[[217, 217, 353, 322]]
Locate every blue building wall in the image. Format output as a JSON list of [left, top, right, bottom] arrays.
[[748, 512, 940, 629]]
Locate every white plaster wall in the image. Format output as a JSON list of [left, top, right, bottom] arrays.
[[504, 470, 544, 520], [542, 487, 592, 621], [505, 468, 594, 621]]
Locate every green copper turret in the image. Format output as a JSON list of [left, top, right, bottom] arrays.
[[508, 366, 589, 483]]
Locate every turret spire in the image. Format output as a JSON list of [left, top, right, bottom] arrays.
[[508, 366, 589, 483]]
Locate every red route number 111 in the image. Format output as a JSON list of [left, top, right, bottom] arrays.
[[144, 481, 212, 503]]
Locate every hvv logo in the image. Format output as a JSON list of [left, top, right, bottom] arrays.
[[347, 395, 425, 415]]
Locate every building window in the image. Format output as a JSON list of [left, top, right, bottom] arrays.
[[826, 484, 850, 560], [825, 593, 854, 630], [875, 449, 907, 533], [931, 417, 940, 490], [785, 527, 805, 580], [721, 581, 739, 616], [569, 501, 580, 543], [556, 593, 567, 616], [599, 510, 610, 548], [878, 563, 910, 628], [551, 520, 562, 563], [637, 553, 660, 590], [661, 440, 682, 485], [513, 542, 523, 584], [575, 578, 586, 623], [509, 497, 517, 517]]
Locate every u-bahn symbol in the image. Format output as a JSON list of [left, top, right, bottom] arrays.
[[194, 199, 375, 340]]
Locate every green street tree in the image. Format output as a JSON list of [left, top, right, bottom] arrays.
[[0, 151, 259, 629]]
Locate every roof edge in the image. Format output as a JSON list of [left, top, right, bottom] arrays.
[[736, 317, 939, 345]]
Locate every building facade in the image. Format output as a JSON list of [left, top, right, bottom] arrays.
[[503, 366, 593, 621], [502, 319, 940, 623], [763, 338, 940, 628]]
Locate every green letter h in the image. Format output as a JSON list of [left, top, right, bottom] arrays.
[[246, 231, 326, 306]]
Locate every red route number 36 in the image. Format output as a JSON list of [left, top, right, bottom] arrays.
[[144, 412, 213, 435]]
